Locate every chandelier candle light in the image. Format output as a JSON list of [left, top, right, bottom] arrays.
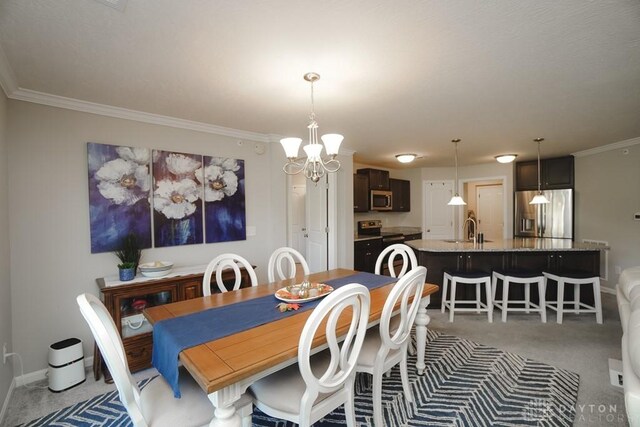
[[280, 72, 343, 183], [530, 137, 550, 205], [448, 139, 466, 206]]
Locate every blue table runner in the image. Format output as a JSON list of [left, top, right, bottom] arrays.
[[152, 271, 395, 397]]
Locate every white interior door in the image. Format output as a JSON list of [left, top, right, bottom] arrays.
[[290, 184, 307, 257], [476, 184, 504, 240], [423, 181, 454, 240], [305, 176, 328, 273]]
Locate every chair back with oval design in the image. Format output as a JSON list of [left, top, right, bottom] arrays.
[[374, 243, 418, 279], [202, 253, 258, 296], [267, 247, 310, 283]]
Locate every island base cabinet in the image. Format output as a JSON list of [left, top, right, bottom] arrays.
[[418, 250, 600, 308]]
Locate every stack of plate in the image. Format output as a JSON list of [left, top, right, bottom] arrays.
[[139, 261, 173, 278]]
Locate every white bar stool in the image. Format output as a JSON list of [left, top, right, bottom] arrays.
[[491, 269, 546, 323], [543, 271, 603, 324], [441, 269, 493, 322]]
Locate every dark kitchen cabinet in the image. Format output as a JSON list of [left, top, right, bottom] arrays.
[[357, 168, 390, 190], [515, 161, 539, 191], [354, 238, 382, 273], [542, 156, 574, 189], [515, 156, 574, 191], [353, 174, 369, 212], [390, 178, 411, 212]]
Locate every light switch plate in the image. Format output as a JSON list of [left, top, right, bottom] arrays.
[[246, 226, 257, 236]]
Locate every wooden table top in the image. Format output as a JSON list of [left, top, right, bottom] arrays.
[[144, 268, 439, 394]]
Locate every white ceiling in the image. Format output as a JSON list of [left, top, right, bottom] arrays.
[[0, 0, 639, 168]]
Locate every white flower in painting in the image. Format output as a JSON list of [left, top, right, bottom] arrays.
[[165, 153, 201, 176], [154, 179, 200, 219], [95, 158, 150, 205], [196, 158, 240, 202], [116, 147, 150, 165]]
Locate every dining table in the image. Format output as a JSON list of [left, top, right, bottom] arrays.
[[144, 268, 439, 427]]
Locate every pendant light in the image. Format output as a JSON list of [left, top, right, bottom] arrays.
[[530, 137, 550, 204], [447, 139, 466, 205]]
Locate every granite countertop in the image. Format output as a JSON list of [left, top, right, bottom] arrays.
[[406, 238, 609, 252], [380, 227, 422, 235], [354, 234, 383, 242]]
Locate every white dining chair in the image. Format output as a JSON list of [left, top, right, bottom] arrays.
[[76, 293, 252, 427], [202, 253, 258, 296], [355, 266, 427, 427], [249, 283, 371, 427], [375, 243, 420, 355], [267, 246, 310, 283], [374, 243, 418, 279]]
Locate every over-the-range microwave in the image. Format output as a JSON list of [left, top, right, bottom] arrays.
[[370, 190, 393, 211]]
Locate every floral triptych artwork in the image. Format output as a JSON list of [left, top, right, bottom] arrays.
[[87, 143, 153, 252], [87, 142, 246, 253]]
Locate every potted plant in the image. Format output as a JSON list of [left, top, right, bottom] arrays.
[[114, 233, 142, 281]]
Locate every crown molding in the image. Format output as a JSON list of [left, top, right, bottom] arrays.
[[9, 88, 273, 142], [572, 137, 640, 157], [0, 42, 18, 97]]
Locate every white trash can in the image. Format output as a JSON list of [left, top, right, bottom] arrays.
[[48, 338, 86, 392]]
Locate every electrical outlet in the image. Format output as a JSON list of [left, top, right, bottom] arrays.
[[2, 343, 7, 364]]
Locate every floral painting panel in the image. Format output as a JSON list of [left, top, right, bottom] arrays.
[[201, 156, 246, 243], [87, 142, 152, 253], [152, 150, 204, 247]]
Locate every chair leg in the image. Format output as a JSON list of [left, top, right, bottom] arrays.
[[491, 273, 498, 310], [372, 370, 384, 427], [538, 278, 547, 323], [524, 282, 531, 314], [485, 278, 493, 323], [574, 282, 580, 311], [557, 279, 565, 324], [501, 278, 509, 322], [476, 282, 481, 313], [449, 280, 457, 322], [344, 391, 357, 427], [594, 277, 603, 324], [400, 351, 413, 403], [441, 275, 449, 313]]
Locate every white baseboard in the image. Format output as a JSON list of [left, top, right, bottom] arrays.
[[0, 378, 16, 426], [601, 287, 616, 295], [14, 356, 94, 387]]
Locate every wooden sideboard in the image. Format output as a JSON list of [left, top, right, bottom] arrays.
[[94, 264, 255, 381]]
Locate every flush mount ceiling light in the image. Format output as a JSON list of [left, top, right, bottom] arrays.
[[495, 154, 518, 163], [530, 137, 550, 205], [280, 72, 343, 183], [395, 154, 417, 163], [447, 139, 466, 206]]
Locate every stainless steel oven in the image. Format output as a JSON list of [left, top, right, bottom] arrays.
[[370, 190, 392, 211]]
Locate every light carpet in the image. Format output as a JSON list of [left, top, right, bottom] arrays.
[[18, 330, 579, 426]]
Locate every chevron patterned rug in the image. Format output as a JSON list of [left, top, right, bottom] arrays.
[[19, 330, 579, 426]]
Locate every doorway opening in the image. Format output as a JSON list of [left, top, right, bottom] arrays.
[[461, 177, 507, 241], [286, 173, 338, 273]]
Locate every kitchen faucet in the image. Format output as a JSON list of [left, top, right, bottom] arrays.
[[463, 217, 477, 244]]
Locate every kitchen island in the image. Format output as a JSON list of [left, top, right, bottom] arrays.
[[406, 238, 606, 305]]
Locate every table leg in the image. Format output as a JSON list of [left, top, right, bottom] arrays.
[[415, 295, 431, 375], [208, 383, 245, 427]]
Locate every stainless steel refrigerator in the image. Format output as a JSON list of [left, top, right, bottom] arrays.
[[514, 189, 574, 239]]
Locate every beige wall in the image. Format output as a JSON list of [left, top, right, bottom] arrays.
[[6, 100, 292, 373], [0, 91, 12, 415], [575, 143, 640, 290]]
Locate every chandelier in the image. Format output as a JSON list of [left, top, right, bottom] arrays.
[[280, 72, 343, 183]]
